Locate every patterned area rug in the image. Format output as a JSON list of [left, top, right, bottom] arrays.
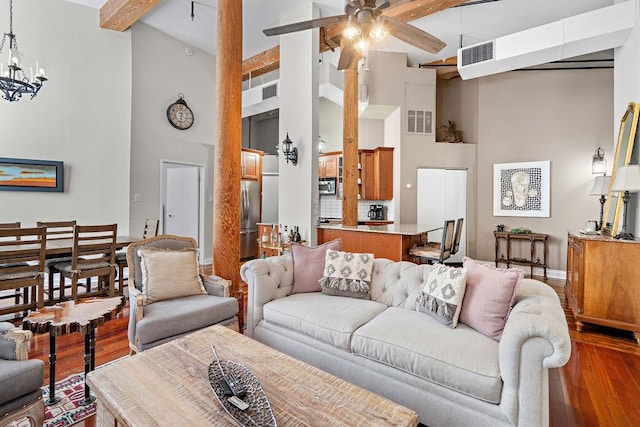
[[7, 373, 96, 427], [43, 373, 96, 427]]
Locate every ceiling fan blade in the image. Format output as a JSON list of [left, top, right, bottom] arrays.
[[380, 16, 446, 54], [263, 15, 347, 37], [337, 38, 360, 70]]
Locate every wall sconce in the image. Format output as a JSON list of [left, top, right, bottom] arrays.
[[592, 147, 606, 174], [281, 133, 298, 165], [318, 136, 326, 154]]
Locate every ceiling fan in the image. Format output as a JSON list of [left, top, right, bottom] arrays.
[[263, 0, 446, 70]]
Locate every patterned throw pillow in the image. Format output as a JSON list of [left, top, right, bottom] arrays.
[[416, 264, 468, 328], [319, 249, 374, 299]]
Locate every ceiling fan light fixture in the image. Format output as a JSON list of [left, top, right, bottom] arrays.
[[370, 16, 387, 41], [355, 37, 369, 53], [342, 15, 360, 40]]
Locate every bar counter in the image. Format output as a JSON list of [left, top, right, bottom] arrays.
[[317, 223, 442, 262]]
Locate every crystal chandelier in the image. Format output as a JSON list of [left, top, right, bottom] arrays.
[[0, 0, 47, 102]]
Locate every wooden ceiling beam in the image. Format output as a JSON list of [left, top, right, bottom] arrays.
[[242, 45, 280, 81], [243, 0, 468, 78], [421, 56, 459, 79], [100, 0, 160, 32]]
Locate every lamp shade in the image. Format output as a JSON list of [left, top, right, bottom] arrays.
[[589, 175, 611, 196], [612, 165, 640, 192]]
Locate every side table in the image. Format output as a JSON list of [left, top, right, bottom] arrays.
[[494, 231, 549, 279], [23, 296, 124, 406]]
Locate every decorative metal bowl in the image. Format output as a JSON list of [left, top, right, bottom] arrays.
[[208, 360, 277, 427]]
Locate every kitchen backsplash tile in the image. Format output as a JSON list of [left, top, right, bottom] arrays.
[[319, 196, 395, 221]]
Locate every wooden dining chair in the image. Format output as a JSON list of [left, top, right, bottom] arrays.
[[51, 224, 118, 301], [0, 222, 26, 308], [409, 220, 455, 265], [114, 219, 159, 295], [0, 227, 47, 316], [37, 220, 76, 304], [451, 218, 464, 256]]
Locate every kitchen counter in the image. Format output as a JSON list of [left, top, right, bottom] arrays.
[[317, 223, 442, 262], [317, 223, 441, 236]]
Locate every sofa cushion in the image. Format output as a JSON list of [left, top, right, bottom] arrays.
[[262, 293, 386, 351], [459, 257, 523, 341], [320, 250, 374, 299], [0, 358, 44, 405], [291, 238, 341, 294], [351, 307, 503, 404], [416, 264, 467, 328], [139, 247, 206, 304], [135, 294, 238, 346]]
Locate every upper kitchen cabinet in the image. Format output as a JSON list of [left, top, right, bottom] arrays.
[[319, 152, 340, 178], [359, 147, 394, 200], [242, 148, 263, 180]]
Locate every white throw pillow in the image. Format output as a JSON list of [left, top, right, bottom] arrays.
[[138, 247, 206, 304], [416, 264, 468, 328]]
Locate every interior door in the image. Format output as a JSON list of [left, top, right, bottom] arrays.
[[163, 163, 200, 244]]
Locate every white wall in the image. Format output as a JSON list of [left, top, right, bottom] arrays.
[[0, 0, 131, 231], [278, 3, 320, 244], [130, 23, 217, 259]]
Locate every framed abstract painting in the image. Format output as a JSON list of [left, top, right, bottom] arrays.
[[493, 161, 550, 217], [0, 157, 64, 192]]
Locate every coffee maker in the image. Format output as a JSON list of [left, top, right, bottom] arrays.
[[368, 205, 377, 220], [375, 205, 385, 220]]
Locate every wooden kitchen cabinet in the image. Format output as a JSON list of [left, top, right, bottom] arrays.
[[319, 152, 339, 178], [358, 147, 394, 200], [241, 148, 263, 180], [565, 232, 640, 343]]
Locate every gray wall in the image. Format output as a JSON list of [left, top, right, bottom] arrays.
[[130, 23, 217, 259], [443, 68, 613, 270], [0, 0, 131, 231]]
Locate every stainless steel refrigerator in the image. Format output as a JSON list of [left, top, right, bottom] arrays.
[[240, 180, 261, 259]]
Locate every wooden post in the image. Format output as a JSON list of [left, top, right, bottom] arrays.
[[342, 58, 359, 226], [213, 0, 242, 292]]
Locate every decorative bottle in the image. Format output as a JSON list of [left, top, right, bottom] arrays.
[[261, 228, 269, 243], [294, 226, 301, 242], [270, 225, 277, 245]]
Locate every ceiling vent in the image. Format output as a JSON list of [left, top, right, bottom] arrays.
[[460, 41, 494, 67], [458, 0, 635, 80], [242, 80, 279, 117]]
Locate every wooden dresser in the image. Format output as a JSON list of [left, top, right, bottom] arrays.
[[566, 231, 640, 343]]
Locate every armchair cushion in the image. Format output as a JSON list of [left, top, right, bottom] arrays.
[[0, 359, 44, 407], [135, 294, 238, 347], [139, 247, 206, 304]]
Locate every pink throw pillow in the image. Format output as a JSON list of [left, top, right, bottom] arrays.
[[291, 238, 342, 294], [459, 257, 523, 341]]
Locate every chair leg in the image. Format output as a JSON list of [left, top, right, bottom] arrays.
[[47, 266, 56, 305]]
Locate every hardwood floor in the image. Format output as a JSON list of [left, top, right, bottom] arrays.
[[8, 278, 640, 426]]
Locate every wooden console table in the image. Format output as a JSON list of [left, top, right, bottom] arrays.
[[494, 231, 548, 278]]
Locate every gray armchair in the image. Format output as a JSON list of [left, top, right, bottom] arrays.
[[0, 322, 44, 427], [125, 235, 240, 353]]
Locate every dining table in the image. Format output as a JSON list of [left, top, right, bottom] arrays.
[[42, 235, 143, 257]]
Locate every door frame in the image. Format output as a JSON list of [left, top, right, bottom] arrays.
[[160, 160, 206, 263]]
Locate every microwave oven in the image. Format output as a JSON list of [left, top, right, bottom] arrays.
[[319, 177, 336, 195]]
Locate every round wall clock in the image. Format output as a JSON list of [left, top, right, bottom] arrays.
[[167, 93, 194, 130]]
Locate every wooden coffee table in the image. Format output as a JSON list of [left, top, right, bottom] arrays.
[[87, 325, 419, 426], [23, 296, 124, 406]]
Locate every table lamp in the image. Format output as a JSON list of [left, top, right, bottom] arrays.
[[589, 175, 610, 230], [611, 164, 640, 240]]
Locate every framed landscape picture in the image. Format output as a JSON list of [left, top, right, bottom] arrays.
[[0, 157, 64, 192], [493, 161, 550, 217]]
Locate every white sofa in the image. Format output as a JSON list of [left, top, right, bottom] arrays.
[[240, 255, 571, 427]]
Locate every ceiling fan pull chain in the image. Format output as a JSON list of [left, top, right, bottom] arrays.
[[191, 1, 195, 21]]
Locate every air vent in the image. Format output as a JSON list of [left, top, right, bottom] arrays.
[[262, 83, 278, 100], [407, 110, 432, 134], [461, 41, 494, 66]]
